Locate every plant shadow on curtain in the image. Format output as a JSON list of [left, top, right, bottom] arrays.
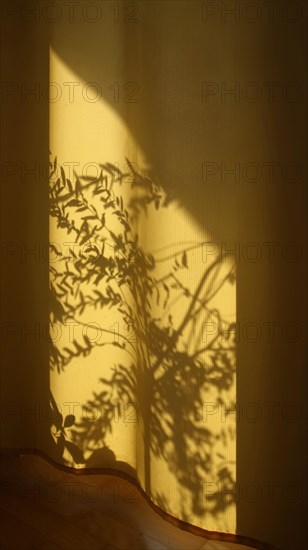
[[47, 1, 237, 537], [1, 2, 306, 549], [47, 3, 308, 546]]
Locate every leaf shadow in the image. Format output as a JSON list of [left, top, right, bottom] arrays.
[[48, 157, 237, 522]]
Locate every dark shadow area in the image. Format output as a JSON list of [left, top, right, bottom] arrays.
[[0, 13, 50, 451]]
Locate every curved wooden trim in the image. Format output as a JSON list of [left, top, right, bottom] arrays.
[[0, 447, 282, 550]]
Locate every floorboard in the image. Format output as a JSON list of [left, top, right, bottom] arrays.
[[0, 454, 256, 550]]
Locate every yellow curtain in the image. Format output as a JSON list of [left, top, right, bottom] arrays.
[[1, 2, 307, 549]]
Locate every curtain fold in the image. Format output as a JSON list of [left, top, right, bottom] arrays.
[[1, 2, 307, 550]]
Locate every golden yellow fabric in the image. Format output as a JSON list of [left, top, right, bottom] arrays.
[[1, 2, 307, 549]]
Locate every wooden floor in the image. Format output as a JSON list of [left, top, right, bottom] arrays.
[[0, 454, 256, 550]]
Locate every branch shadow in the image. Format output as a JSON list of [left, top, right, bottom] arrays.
[[48, 158, 236, 525]]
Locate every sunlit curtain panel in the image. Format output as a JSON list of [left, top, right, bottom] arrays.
[[1, 2, 307, 550]]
